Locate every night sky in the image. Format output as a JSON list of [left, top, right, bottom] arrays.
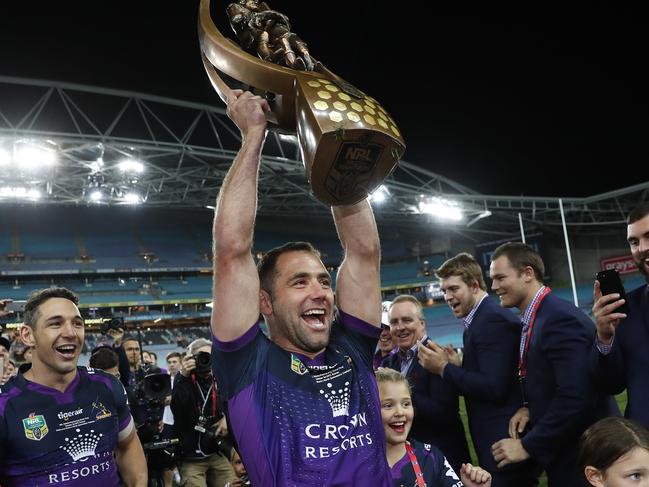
[[1, 1, 644, 197]]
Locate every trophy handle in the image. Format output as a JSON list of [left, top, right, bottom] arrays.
[[199, 0, 302, 130], [201, 52, 282, 127]]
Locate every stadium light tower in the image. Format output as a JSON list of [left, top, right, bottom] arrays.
[[13, 139, 58, 171], [417, 196, 463, 222], [89, 190, 103, 202], [117, 158, 145, 174], [123, 192, 141, 204], [0, 146, 10, 166], [0, 186, 41, 200], [369, 185, 390, 204]]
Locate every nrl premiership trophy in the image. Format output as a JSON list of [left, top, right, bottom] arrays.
[[199, 0, 406, 205]]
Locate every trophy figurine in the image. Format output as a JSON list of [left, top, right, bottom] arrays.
[[198, 0, 406, 206]]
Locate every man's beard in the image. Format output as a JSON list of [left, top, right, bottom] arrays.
[[636, 252, 649, 283]]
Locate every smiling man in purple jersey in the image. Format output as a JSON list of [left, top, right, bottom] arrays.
[[0, 287, 147, 487], [210, 89, 392, 486]]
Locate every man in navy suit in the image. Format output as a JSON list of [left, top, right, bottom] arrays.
[[418, 253, 539, 486], [489, 242, 612, 487], [592, 202, 649, 428], [382, 294, 470, 474]]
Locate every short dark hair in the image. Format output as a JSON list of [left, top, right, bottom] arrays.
[[23, 287, 79, 328], [435, 252, 487, 291], [627, 201, 649, 225], [578, 417, 649, 474], [166, 351, 182, 362], [257, 242, 322, 293], [492, 242, 545, 283], [122, 336, 140, 346], [89, 347, 119, 371]]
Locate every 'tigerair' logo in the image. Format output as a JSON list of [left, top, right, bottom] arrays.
[[23, 413, 49, 441]]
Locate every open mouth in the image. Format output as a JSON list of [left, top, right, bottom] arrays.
[[389, 421, 406, 434], [55, 344, 77, 359], [301, 309, 327, 330], [449, 302, 461, 312]]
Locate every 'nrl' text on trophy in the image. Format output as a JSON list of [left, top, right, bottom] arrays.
[[199, 0, 406, 206]]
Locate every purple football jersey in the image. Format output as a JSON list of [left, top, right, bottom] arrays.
[[213, 309, 392, 486]]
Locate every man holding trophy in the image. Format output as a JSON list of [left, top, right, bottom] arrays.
[[210, 88, 393, 486], [202, 1, 406, 483]]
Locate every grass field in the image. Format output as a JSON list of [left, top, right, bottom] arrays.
[[459, 391, 628, 487]]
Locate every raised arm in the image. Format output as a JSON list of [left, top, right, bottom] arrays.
[[332, 199, 381, 327], [211, 90, 270, 341]]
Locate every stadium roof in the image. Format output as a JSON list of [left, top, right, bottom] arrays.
[[1, 76, 646, 239]]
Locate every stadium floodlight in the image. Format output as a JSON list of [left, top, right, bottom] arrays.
[[89, 190, 103, 202], [123, 192, 141, 204], [418, 196, 463, 222], [0, 147, 10, 166], [369, 185, 390, 204], [89, 157, 105, 174], [117, 158, 145, 174], [13, 140, 58, 170], [0, 186, 41, 200]]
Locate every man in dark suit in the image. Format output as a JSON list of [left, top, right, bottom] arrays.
[[489, 243, 614, 487], [591, 202, 649, 428], [382, 294, 470, 474], [418, 253, 539, 486]]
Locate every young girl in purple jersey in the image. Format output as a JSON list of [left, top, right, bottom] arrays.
[[376, 367, 492, 487]]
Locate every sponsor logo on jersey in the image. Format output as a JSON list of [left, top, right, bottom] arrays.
[[60, 428, 103, 461], [58, 408, 84, 421], [290, 354, 308, 375], [91, 400, 112, 420], [23, 412, 49, 441], [303, 412, 376, 459]]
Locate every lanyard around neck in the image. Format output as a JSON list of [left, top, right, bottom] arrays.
[[405, 441, 426, 487], [191, 374, 217, 417], [518, 287, 551, 378]]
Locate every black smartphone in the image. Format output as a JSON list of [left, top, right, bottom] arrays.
[[596, 269, 630, 315]]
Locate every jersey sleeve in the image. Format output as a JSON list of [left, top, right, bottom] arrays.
[[211, 321, 270, 400], [108, 373, 134, 440]]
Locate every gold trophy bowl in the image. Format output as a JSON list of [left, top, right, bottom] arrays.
[[199, 0, 406, 206]]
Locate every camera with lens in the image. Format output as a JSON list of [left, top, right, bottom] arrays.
[[192, 351, 212, 376], [129, 363, 180, 472], [100, 317, 125, 335], [130, 364, 171, 438]]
